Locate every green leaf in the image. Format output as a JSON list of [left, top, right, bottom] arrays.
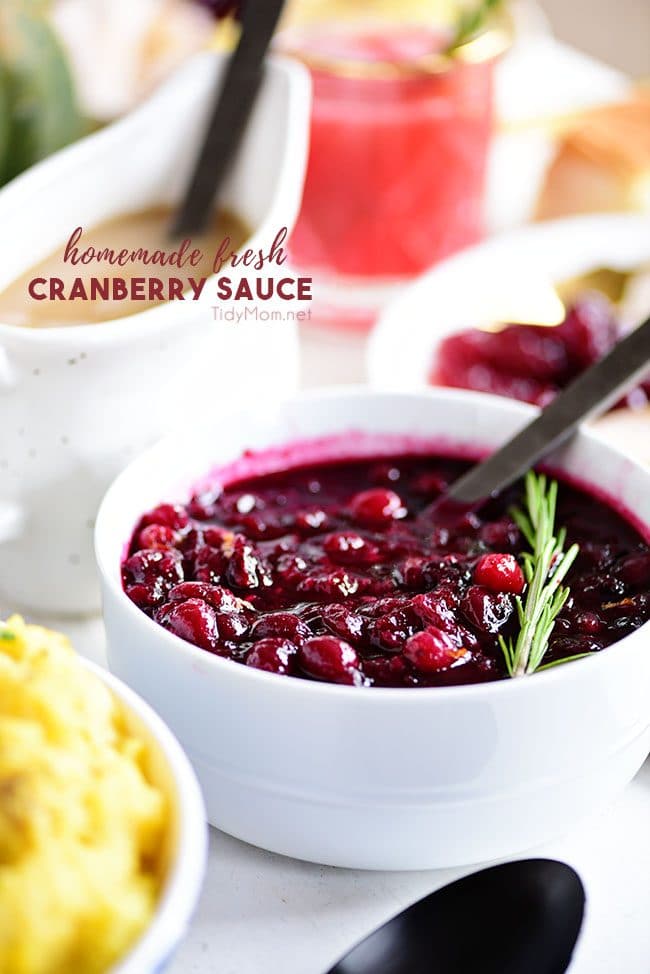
[[500, 472, 581, 678], [0, 1, 84, 186], [536, 653, 594, 672], [448, 0, 504, 51]]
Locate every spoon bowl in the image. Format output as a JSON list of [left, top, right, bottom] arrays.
[[327, 859, 585, 974]]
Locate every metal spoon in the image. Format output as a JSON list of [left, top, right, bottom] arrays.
[[326, 859, 585, 974], [444, 314, 650, 506]]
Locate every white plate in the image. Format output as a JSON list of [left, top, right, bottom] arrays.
[[367, 213, 650, 390]]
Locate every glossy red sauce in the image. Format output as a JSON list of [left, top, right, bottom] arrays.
[[123, 454, 650, 687]]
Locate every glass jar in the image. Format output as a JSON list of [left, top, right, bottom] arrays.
[[277, 1, 510, 329]]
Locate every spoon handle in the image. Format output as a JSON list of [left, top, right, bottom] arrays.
[[172, 0, 286, 238], [447, 314, 650, 504]]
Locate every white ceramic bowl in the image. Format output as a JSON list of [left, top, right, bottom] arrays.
[[96, 388, 650, 871], [84, 660, 207, 973], [367, 214, 650, 389]]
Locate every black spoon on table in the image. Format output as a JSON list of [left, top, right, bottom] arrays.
[[434, 313, 650, 513], [326, 859, 585, 974]]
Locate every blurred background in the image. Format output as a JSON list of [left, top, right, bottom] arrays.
[[542, 0, 649, 76], [1, 0, 648, 336]]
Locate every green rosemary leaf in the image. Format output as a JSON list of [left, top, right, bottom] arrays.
[[500, 472, 581, 678], [511, 506, 535, 549], [536, 653, 594, 672], [447, 0, 504, 52]]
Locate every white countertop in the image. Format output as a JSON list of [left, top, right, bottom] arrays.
[[172, 770, 650, 974]]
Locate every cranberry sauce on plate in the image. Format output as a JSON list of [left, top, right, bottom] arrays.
[[433, 294, 650, 409], [122, 455, 650, 688]]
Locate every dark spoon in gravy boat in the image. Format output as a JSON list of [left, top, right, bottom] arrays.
[[326, 859, 585, 974]]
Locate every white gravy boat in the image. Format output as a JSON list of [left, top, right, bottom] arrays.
[[0, 52, 310, 615]]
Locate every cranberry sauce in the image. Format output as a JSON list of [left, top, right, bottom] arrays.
[[122, 456, 650, 688], [433, 294, 650, 409]]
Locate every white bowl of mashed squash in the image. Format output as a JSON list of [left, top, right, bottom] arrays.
[[0, 615, 207, 974]]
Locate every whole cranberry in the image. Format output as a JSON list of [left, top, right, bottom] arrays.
[[361, 595, 411, 618], [320, 604, 367, 645], [139, 503, 189, 531], [236, 512, 279, 540], [225, 536, 269, 590], [369, 609, 418, 651], [614, 551, 650, 589], [349, 489, 406, 527], [168, 582, 246, 615], [324, 532, 380, 567], [397, 556, 429, 589], [461, 585, 513, 633], [575, 541, 618, 570], [122, 549, 183, 609], [203, 526, 229, 547], [298, 636, 363, 685], [250, 612, 310, 645], [410, 591, 458, 633], [215, 610, 250, 641], [157, 598, 220, 651], [194, 546, 227, 585], [297, 569, 367, 600], [187, 490, 221, 520], [573, 611, 603, 635], [246, 638, 297, 675], [275, 553, 310, 588], [479, 518, 521, 551], [474, 553, 525, 595], [433, 583, 461, 609], [403, 628, 467, 673], [362, 654, 410, 687]]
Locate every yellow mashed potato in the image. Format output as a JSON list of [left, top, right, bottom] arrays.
[[0, 616, 166, 974]]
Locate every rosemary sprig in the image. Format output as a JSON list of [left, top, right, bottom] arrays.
[[447, 0, 504, 52], [499, 471, 580, 677]]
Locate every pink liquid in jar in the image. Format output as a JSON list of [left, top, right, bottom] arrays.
[[289, 28, 496, 280]]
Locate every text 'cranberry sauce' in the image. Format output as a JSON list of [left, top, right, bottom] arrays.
[[122, 456, 650, 688]]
